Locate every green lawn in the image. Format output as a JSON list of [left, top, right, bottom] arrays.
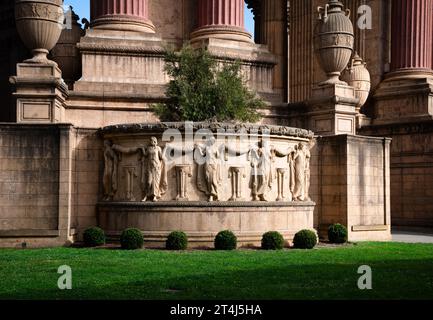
[[0, 242, 432, 300]]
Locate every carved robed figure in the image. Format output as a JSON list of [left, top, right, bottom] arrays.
[[248, 140, 275, 202], [195, 137, 223, 202], [291, 143, 309, 201], [140, 137, 168, 202], [103, 140, 119, 201]]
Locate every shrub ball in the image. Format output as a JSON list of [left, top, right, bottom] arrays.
[[328, 223, 348, 244], [120, 228, 144, 250], [293, 230, 317, 249], [214, 230, 237, 250], [261, 231, 285, 250], [83, 227, 106, 247], [166, 231, 188, 250]]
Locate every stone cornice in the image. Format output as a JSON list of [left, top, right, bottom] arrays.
[[77, 41, 165, 55], [98, 201, 316, 208], [360, 119, 433, 135], [101, 121, 314, 139]]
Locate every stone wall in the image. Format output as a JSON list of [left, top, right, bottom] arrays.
[[360, 122, 433, 229], [0, 124, 75, 247], [310, 134, 392, 241], [0, 124, 104, 247], [70, 129, 103, 237]]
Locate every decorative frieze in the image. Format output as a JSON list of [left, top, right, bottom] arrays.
[[174, 165, 192, 201], [228, 166, 245, 201], [101, 123, 315, 203]]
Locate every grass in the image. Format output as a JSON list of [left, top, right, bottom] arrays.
[[0, 242, 432, 300]]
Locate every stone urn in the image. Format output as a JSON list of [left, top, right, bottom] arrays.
[[314, 0, 354, 85], [15, 0, 64, 64], [342, 53, 371, 111], [51, 6, 84, 88]]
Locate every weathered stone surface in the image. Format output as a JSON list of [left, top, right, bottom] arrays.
[[312, 134, 392, 242], [98, 201, 315, 248]]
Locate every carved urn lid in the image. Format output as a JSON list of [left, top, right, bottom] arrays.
[[316, 0, 353, 35]]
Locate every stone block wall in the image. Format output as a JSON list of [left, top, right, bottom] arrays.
[[0, 124, 75, 247], [70, 128, 103, 238], [0, 124, 104, 247], [311, 134, 392, 241], [360, 122, 433, 229]]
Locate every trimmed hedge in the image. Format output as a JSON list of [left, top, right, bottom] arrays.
[[214, 230, 237, 250], [328, 223, 348, 244], [261, 231, 285, 250], [166, 231, 188, 250], [83, 227, 106, 247], [293, 230, 317, 249], [120, 228, 144, 250]]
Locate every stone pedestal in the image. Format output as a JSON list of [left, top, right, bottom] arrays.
[[98, 122, 316, 248], [72, 25, 166, 127], [373, 70, 433, 124], [98, 201, 316, 248], [306, 84, 358, 136], [314, 135, 392, 242], [10, 63, 68, 123]]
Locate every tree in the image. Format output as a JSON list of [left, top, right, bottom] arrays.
[[154, 46, 264, 122]]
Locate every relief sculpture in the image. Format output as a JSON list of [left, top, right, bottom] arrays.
[[103, 140, 140, 201], [195, 137, 224, 202], [248, 140, 275, 202], [102, 130, 314, 203], [103, 140, 119, 201], [290, 143, 311, 202], [139, 137, 168, 202]]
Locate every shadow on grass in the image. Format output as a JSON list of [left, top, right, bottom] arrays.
[[1, 257, 432, 300]]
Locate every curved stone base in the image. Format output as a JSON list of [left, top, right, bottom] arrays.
[[383, 68, 433, 81], [98, 202, 315, 248], [91, 15, 156, 33], [190, 26, 253, 43]]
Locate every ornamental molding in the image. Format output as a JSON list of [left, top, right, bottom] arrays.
[[101, 122, 314, 139]]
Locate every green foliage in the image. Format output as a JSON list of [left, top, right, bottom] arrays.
[[120, 228, 144, 250], [154, 46, 264, 122], [214, 230, 237, 251], [261, 231, 285, 250], [293, 230, 317, 250], [166, 231, 188, 251], [1, 243, 433, 299], [83, 227, 106, 247], [328, 224, 348, 244]]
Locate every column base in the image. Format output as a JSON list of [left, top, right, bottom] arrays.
[[190, 25, 253, 43], [373, 70, 433, 125], [9, 63, 68, 123], [306, 83, 359, 136], [91, 15, 156, 33]]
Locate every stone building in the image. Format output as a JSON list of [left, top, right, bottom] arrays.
[[0, 0, 428, 248]]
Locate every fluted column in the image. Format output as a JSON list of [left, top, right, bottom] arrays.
[[191, 0, 252, 43], [90, 0, 155, 33], [391, 0, 433, 72]]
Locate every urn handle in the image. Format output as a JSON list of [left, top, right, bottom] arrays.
[[345, 9, 351, 18], [317, 4, 329, 21]]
